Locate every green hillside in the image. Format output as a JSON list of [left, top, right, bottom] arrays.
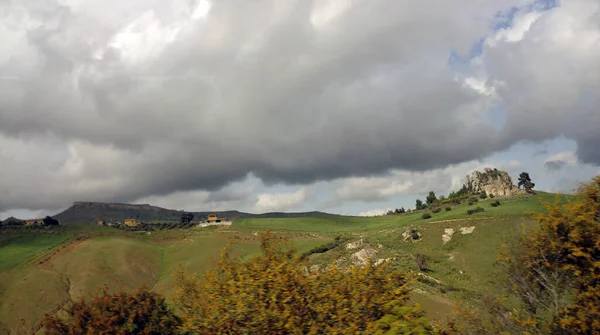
[[0, 191, 572, 334]]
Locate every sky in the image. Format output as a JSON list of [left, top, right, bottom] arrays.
[[0, 0, 599, 219]]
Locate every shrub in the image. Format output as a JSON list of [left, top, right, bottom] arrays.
[[300, 236, 344, 259], [466, 207, 485, 215], [422, 213, 432, 220], [480, 191, 488, 199], [490, 202, 499, 207], [432, 208, 442, 214], [174, 232, 432, 334], [410, 228, 421, 241], [489, 193, 495, 198], [445, 206, 452, 211], [467, 197, 478, 206], [41, 287, 181, 334], [413, 253, 429, 271]]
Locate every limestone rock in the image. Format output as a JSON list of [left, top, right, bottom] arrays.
[[464, 168, 518, 197]]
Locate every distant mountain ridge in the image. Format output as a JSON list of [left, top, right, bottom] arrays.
[[53, 201, 337, 225]]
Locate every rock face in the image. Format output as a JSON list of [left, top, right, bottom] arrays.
[[464, 168, 517, 197]]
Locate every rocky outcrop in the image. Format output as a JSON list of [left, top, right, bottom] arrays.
[[464, 168, 518, 197]]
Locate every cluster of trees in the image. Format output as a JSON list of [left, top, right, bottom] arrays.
[[42, 216, 60, 226], [180, 212, 194, 224], [386, 207, 406, 215], [415, 191, 441, 210], [118, 221, 197, 232], [0, 216, 59, 230]]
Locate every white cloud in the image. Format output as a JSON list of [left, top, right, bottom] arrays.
[[545, 151, 578, 165], [336, 178, 413, 202], [463, 77, 496, 96], [332, 158, 525, 205], [254, 188, 307, 213], [489, 11, 543, 46], [359, 208, 392, 217]]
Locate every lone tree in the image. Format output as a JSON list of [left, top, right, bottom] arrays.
[[42, 216, 59, 226], [518, 172, 536, 193], [415, 199, 424, 210], [425, 191, 437, 205]]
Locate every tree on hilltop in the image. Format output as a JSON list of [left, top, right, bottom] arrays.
[[426, 191, 437, 205], [415, 199, 424, 210], [42, 216, 59, 226], [517, 172, 536, 193]]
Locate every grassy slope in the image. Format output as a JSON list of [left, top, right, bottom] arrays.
[[0, 235, 71, 271], [0, 230, 328, 334], [234, 192, 570, 321], [0, 192, 572, 333], [235, 192, 566, 233]]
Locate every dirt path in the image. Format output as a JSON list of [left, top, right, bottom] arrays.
[[430, 217, 494, 224], [39, 236, 89, 269]]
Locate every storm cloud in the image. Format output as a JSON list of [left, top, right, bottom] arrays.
[[0, 0, 598, 212]]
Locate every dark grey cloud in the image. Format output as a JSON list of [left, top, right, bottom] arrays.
[[544, 160, 567, 171], [0, 0, 598, 211]]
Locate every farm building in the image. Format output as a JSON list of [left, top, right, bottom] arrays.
[[25, 218, 43, 226], [206, 214, 225, 223], [124, 218, 137, 227], [97, 220, 105, 226]]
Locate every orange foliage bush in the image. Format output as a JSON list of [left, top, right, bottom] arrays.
[[174, 231, 431, 334], [41, 287, 181, 335]]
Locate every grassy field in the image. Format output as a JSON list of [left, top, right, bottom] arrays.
[[0, 230, 330, 334], [0, 192, 572, 334], [0, 234, 71, 271], [235, 192, 567, 233]]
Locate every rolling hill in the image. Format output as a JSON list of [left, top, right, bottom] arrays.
[[53, 201, 337, 225], [0, 191, 574, 334]]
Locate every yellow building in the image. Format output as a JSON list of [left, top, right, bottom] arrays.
[[25, 218, 43, 226], [206, 214, 224, 223], [124, 218, 137, 227]]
